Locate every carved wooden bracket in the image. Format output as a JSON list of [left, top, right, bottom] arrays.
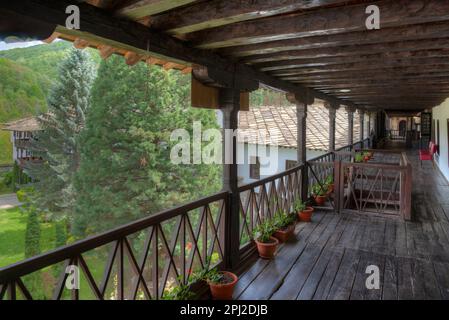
[[192, 65, 259, 92], [285, 91, 314, 105]]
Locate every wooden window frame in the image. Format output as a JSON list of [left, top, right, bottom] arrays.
[[285, 160, 297, 170], [249, 156, 260, 180]]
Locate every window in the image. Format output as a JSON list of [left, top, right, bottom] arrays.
[[249, 156, 260, 180], [286, 160, 297, 170]]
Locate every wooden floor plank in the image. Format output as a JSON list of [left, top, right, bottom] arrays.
[[397, 257, 414, 300], [326, 249, 360, 300], [382, 255, 398, 300], [237, 149, 449, 300], [433, 261, 449, 299], [311, 249, 345, 300], [238, 213, 330, 300], [270, 244, 323, 300]]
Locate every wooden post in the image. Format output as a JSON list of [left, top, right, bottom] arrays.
[[403, 161, 413, 221], [346, 106, 356, 149], [359, 109, 365, 143], [220, 88, 241, 269], [287, 92, 311, 201], [334, 160, 342, 213], [367, 112, 372, 147], [324, 102, 338, 152]]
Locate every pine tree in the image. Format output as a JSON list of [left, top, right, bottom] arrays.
[[73, 55, 221, 236], [24, 209, 41, 258], [25, 48, 96, 220]]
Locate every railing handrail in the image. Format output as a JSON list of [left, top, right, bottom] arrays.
[[0, 190, 228, 283], [0, 138, 370, 288]]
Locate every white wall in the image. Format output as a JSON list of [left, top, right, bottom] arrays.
[[237, 143, 326, 185], [432, 98, 449, 182]]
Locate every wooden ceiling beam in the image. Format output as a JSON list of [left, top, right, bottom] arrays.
[[286, 71, 449, 83], [269, 58, 449, 77], [188, 0, 449, 49], [244, 38, 449, 63], [0, 1, 354, 108], [220, 22, 449, 57], [278, 65, 449, 80], [116, 0, 197, 20], [149, 0, 350, 35], [317, 82, 449, 90], [256, 49, 449, 71]]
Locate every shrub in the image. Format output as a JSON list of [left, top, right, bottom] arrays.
[[17, 186, 35, 203], [24, 208, 41, 258]]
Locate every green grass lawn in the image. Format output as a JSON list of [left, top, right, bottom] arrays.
[[0, 206, 56, 268]]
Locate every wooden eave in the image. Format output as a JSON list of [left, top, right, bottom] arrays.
[[2, 0, 449, 112]]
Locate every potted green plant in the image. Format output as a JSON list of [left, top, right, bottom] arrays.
[[253, 220, 279, 259], [272, 210, 296, 243], [362, 151, 372, 162], [354, 153, 364, 163], [195, 267, 238, 300], [162, 278, 196, 300], [324, 175, 334, 194], [311, 183, 327, 206], [294, 199, 314, 222]]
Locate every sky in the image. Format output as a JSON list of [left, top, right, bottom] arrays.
[[0, 41, 44, 51]]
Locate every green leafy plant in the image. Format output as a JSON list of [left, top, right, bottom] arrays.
[[162, 278, 196, 300], [324, 175, 334, 186], [354, 153, 364, 163], [311, 184, 327, 197], [273, 210, 296, 230], [195, 267, 226, 285], [253, 219, 276, 243], [293, 199, 306, 212]]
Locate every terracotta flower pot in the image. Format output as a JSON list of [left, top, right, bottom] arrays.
[[255, 237, 279, 259], [298, 207, 314, 222], [314, 195, 327, 206], [273, 222, 296, 243], [208, 271, 239, 300]]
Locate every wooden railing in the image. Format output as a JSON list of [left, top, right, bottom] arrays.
[[0, 139, 377, 300], [386, 129, 406, 141], [336, 149, 412, 220], [238, 164, 303, 253], [0, 192, 228, 300]]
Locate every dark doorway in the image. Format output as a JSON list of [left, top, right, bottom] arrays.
[[399, 120, 407, 137]]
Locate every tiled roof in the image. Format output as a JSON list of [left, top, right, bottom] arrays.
[[1, 117, 42, 132], [238, 103, 361, 151]]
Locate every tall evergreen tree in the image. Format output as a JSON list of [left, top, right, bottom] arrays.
[[25, 49, 96, 221], [73, 55, 221, 236]]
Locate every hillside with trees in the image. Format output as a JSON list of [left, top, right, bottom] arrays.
[[0, 58, 47, 164], [0, 41, 100, 164]]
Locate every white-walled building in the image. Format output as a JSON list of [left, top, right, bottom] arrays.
[[431, 100, 449, 182], [234, 103, 361, 185], [1, 117, 41, 166]]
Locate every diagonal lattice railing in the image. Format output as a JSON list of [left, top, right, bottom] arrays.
[[0, 192, 228, 300]]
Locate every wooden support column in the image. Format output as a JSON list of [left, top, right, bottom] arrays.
[[367, 112, 372, 147], [324, 102, 338, 152], [220, 88, 241, 270], [346, 106, 356, 148], [359, 109, 365, 143], [287, 92, 312, 201]]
